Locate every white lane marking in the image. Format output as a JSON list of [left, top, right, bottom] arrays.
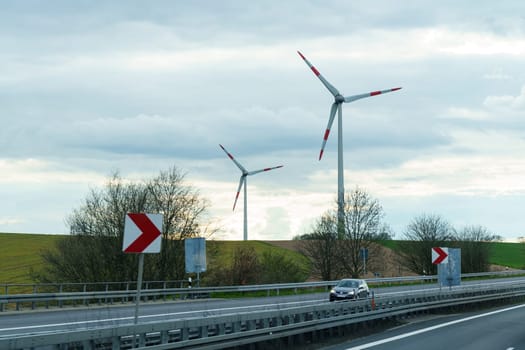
[[346, 303, 525, 350]]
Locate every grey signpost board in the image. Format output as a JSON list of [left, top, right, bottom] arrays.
[[438, 248, 461, 288], [185, 238, 206, 286]]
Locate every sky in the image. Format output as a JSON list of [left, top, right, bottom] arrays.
[[2, 1, 525, 241]]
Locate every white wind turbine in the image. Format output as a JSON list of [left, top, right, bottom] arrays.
[[298, 50, 401, 230], [220, 144, 283, 241]]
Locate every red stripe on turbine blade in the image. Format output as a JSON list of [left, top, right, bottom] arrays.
[[263, 165, 283, 171], [233, 192, 240, 210], [319, 150, 324, 160], [297, 51, 305, 60], [323, 129, 330, 141], [227, 153, 234, 160], [311, 66, 320, 76], [370, 90, 382, 96], [391, 87, 402, 91]]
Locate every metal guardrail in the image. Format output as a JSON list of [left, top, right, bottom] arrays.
[[1, 270, 523, 312], [2, 280, 525, 349], [0, 280, 191, 295]]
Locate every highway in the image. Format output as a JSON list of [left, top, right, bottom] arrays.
[[1, 277, 524, 343], [326, 303, 525, 350]]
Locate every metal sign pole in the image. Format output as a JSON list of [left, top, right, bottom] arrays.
[[134, 253, 144, 325]]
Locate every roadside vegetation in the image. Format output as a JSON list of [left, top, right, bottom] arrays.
[[0, 232, 523, 287], [1, 180, 523, 287], [32, 167, 214, 284], [204, 241, 310, 286]]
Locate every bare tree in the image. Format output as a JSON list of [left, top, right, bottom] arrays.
[[36, 167, 213, 284], [298, 187, 387, 279], [231, 246, 260, 285], [299, 213, 340, 280], [338, 187, 385, 278], [455, 225, 500, 273], [398, 214, 455, 275], [147, 167, 210, 280]]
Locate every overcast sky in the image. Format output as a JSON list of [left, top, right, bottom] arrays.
[[2, 1, 525, 241]]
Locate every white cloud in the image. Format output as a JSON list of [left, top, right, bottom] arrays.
[[484, 85, 525, 110], [443, 107, 491, 121], [483, 68, 512, 80]]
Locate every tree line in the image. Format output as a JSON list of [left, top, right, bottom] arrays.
[[295, 188, 501, 280], [35, 167, 504, 285]]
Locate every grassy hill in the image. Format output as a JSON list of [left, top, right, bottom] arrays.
[[0, 233, 523, 286], [0, 233, 311, 286], [207, 240, 310, 269], [378, 240, 525, 270], [488, 242, 525, 268], [0, 233, 65, 284]]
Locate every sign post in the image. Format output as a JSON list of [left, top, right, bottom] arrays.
[[134, 253, 144, 325], [123, 213, 163, 326], [360, 248, 369, 276]]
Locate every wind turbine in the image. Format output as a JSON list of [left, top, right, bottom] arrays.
[[297, 50, 401, 231], [219, 144, 283, 241]]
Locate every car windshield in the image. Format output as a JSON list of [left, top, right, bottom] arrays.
[[337, 280, 359, 288]]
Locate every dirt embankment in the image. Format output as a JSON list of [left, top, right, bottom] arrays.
[[264, 240, 415, 279]]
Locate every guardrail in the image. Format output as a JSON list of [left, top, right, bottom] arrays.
[[0, 280, 191, 295], [3, 270, 522, 295], [1, 270, 523, 312], [2, 280, 525, 350]]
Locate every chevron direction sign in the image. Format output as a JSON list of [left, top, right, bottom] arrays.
[[432, 247, 449, 265], [123, 213, 163, 253]]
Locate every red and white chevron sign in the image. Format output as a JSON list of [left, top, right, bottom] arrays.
[[122, 213, 163, 253], [431, 247, 449, 265]]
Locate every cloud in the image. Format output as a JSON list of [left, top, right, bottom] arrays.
[[484, 85, 525, 110]]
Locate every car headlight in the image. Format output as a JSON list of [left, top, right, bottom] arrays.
[[330, 289, 335, 294]]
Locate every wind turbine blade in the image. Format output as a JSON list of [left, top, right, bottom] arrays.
[[297, 51, 340, 97], [219, 144, 247, 173], [319, 102, 338, 160], [248, 165, 284, 176], [233, 176, 245, 211], [344, 87, 402, 103]]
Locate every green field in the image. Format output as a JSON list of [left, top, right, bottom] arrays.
[[488, 242, 525, 269], [0, 234, 311, 286], [378, 240, 525, 269], [207, 240, 310, 269], [0, 233, 523, 286], [0, 233, 65, 284]]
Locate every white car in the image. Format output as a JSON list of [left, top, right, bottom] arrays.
[[329, 278, 370, 301]]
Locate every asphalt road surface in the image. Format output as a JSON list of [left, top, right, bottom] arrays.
[[1, 277, 524, 341], [323, 303, 525, 350]]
